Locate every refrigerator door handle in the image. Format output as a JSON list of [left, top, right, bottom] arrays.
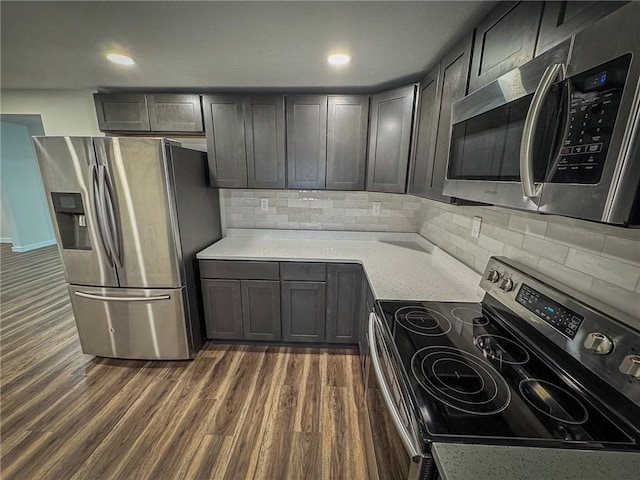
[[98, 164, 122, 268], [100, 165, 122, 267], [91, 164, 114, 265], [75, 291, 171, 302]]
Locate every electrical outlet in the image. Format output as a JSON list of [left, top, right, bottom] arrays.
[[471, 216, 482, 239], [372, 202, 381, 216], [260, 198, 269, 212]]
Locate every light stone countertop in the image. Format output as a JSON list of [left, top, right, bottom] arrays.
[[197, 229, 484, 302], [432, 443, 640, 480]]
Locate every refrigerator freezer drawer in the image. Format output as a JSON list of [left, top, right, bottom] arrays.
[[68, 285, 192, 360]]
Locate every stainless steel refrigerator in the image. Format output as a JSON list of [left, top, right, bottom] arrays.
[[33, 137, 222, 360]]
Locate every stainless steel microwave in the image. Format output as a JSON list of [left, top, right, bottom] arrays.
[[443, 2, 640, 226]]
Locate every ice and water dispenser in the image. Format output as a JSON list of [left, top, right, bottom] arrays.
[[51, 193, 90, 250]]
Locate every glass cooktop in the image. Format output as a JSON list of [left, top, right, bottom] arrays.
[[377, 299, 637, 447]]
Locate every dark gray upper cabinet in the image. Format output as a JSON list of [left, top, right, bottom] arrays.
[[536, 1, 628, 55], [202, 279, 244, 340], [326, 96, 369, 191], [244, 95, 286, 189], [326, 264, 363, 344], [203, 95, 248, 188], [281, 281, 326, 343], [147, 94, 203, 132], [367, 85, 416, 193], [431, 33, 474, 195], [241, 280, 281, 341], [408, 65, 441, 199], [286, 95, 328, 189], [468, 1, 545, 93], [94, 93, 150, 132]]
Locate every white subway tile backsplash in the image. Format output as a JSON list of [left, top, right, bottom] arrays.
[[478, 234, 504, 255], [565, 249, 639, 290], [507, 215, 548, 238], [522, 236, 569, 264], [589, 279, 640, 321], [601, 236, 640, 266], [537, 258, 594, 294], [222, 190, 640, 322], [545, 223, 605, 253]]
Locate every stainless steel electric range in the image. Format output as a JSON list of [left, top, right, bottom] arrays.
[[364, 256, 640, 480]]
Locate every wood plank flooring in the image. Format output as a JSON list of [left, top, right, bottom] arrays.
[[0, 244, 372, 479]]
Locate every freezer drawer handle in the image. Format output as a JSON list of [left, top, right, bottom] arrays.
[[75, 291, 171, 302]]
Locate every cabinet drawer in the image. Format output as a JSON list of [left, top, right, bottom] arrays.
[[280, 262, 326, 281], [199, 260, 279, 280]]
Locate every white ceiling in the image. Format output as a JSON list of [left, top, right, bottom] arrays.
[[1, 1, 495, 91]]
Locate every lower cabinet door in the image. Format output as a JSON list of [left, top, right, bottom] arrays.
[[326, 264, 363, 344], [202, 279, 244, 340], [281, 281, 326, 343], [241, 280, 281, 341]]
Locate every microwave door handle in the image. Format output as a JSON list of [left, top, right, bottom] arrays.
[[520, 63, 566, 198], [368, 312, 422, 460], [91, 165, 114, 265]]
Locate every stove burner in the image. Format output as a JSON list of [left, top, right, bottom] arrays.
[[474, 335, 530, 365], [451, 307, 489, 326], [395, 306, 452, 336], [519, 379, 589, 425], [412, 346, 511, 415]]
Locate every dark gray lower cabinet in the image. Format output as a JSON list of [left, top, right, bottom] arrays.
[[281, 281, 326, 343], [358, 272, 375, 379], [202, 279, 244, 340], [241, 280, 281, 341], [326, 264, 363, 344]]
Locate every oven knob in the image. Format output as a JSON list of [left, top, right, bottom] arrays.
[[583, 332, 614, 355], [500, 278, 515, 292], [619, 355, 640, 379], [487, 270, 501, 283]]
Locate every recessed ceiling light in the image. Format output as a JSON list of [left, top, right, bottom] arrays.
[[327, 53, 351, 66], [106, 53, 135, 66]]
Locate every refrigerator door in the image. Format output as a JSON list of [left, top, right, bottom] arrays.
[[33, 137, 118, 287], [95, 137, 183, 288], [68, 285, 192, 360]]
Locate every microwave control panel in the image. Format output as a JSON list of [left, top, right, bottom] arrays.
[[551, 54, 631, 184]]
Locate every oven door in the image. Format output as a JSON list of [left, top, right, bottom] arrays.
[[443, 40, 571, 211], [365, 312, 435, 480]]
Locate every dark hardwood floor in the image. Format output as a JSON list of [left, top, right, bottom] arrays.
[[0, 244, 371, 479]]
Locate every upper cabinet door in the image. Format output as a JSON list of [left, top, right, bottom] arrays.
[[286, 95, 328, 190], [244, 95, 286, 189], [468, 1, 544, 93], [94, 93, 150, 132], [408, 65, 441, 198], [367, 85, 416, 193], [326, 96, 369, 191], [431, 33, 474, 196], [536, 1, 628, 55], [203, 95, 247, 188], [147, 94, 203, 132]]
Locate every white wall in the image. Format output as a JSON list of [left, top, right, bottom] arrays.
[[0, 199, 15, 243], [0, 90, 102, 136]]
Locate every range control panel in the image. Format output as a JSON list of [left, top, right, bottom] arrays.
[[516, 284, 584, 339], [481, 257, 640, 408], [551, 54, 631, 184]]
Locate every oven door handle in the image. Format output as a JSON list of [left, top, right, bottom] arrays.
[[520, 62, 566, 198], [368, 312, 422, 460]]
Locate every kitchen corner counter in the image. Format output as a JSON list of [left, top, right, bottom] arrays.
[[432, 443, 640, 480], [196, 229, 484, 302]]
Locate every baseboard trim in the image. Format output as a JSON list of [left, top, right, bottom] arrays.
[[11, 239, 57, 252], [0, 237, 12, 244]]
